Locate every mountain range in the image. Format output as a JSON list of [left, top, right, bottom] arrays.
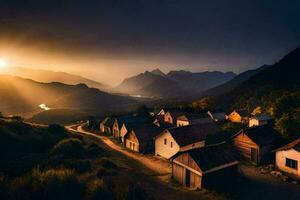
[[114, 69, 236, 99], [0, 67, 109, 91]]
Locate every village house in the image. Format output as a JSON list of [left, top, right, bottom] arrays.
[[172, 143, 238, 189], [248, 115, 273, 127], [231, 125, 282, 165], [176, 113, 213, 127], [155, 123, 219, 159], [228, 109, 250, 123], [124, 123, 162, 153], [274, 139, 300, 177], [156, 109, 166, 116], [153, 114, 165, 127], [100, 117, 118, 135], [117, 115, 148, 143], [164, 110, 186, 125], [207, 111, 227, 122]]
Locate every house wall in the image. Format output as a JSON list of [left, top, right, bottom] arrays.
[[120, 124, 128, 143], [173, 154, 202, 189], [228, 112, 242, 123], [164, 112, 174, 124], [112, 121, 119, 138], [100, 123, 106, 133], [276, 149, 300, 176], [173, 163, 202, 189], [104, 126, 111, 135], [232, 132, 260, 164], [125, 131, 139, 152], [155, 131, 180, 159], [249, 119, 268, 127], [177, 119, 189, 127]]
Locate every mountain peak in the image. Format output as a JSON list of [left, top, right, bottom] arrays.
[[151, 68, 165, 76]]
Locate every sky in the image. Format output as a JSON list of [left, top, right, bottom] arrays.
[[0, 0, 300, 85]]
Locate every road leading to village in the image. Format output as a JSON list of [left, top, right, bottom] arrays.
[[67, 125, 171, 175], [66, 124, 225, 200]]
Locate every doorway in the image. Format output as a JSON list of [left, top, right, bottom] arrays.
[[251, 148, 258, 164], [185, 169, 191, 187]]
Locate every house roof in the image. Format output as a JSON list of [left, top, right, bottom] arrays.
[[167, 123, 219, 147], [209, 112, 226, 120], [167, 110, 187, 119], [233, 125, 281, 147], [131, 123, 163, 144], [177, 113, 210, 121], [179, 143, 238, 173], [251, 115, 272, 121], [234, 109, 249, 117], [275, 139, 300, 152], [117, 115, 148, 128], [104, 117, 116, 128]]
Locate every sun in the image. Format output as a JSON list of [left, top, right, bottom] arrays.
[[0, 59, 7, 69]]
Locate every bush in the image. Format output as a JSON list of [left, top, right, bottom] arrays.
[[44, 157, 91, 173], [47, 124, 68, 138], [86, 179, 113, 200], [51, 138, 85, 158], [9, 168, 85, 200]]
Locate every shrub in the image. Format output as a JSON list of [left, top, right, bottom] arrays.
[[9, 168, 85, 200], [51, 138, 85, 158], [99, 158, 118, 169], [86, 178, 113, 200], [47, 124, 68, 138]]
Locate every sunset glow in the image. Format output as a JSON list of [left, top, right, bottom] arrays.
[[0, 59, 7, 69]]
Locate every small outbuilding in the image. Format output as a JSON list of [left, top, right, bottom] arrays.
[[164, 110, 186, 125], [231, 125, 282, 165], [100, 117, 118, 135], [176, 113, 213, 127], [248, 115, 273, 127], [228, 109, 250, 123], [124, 123, 162, 153], [155, 123, 219, 159], [172, 143, 239, 189], [275, 139, 300, 177]]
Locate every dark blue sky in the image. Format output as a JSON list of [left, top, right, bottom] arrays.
[[0, 0, 300, 84]]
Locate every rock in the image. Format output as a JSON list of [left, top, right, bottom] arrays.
[[291, 181, 298, 185], [281, 175, 289, 182], [267, 164, 274, 170], [271, 170, 282, 176], [260, 168, 269, 174]]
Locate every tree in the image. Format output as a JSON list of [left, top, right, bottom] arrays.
[[191, 97, 214, 112], [275, 109, 300, 139]]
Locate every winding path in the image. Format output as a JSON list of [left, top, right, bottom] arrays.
[[66, 125, 171, 175]]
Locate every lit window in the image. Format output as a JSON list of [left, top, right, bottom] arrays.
[[286, 158, 298, 170], [164, 138, 167, 145]]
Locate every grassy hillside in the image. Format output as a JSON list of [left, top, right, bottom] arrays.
[[0, 118, 152, 200]]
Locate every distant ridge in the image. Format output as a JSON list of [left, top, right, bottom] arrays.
[[0, 67, 109, 90], [114, 69, 236, 99]]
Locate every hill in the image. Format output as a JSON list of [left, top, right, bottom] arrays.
[[0, 75, 137, 116], [202, 65, 270, 97], [114, 69, 236, 99], [212, 46, 300, 109], [0, 67, 109, 90]]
